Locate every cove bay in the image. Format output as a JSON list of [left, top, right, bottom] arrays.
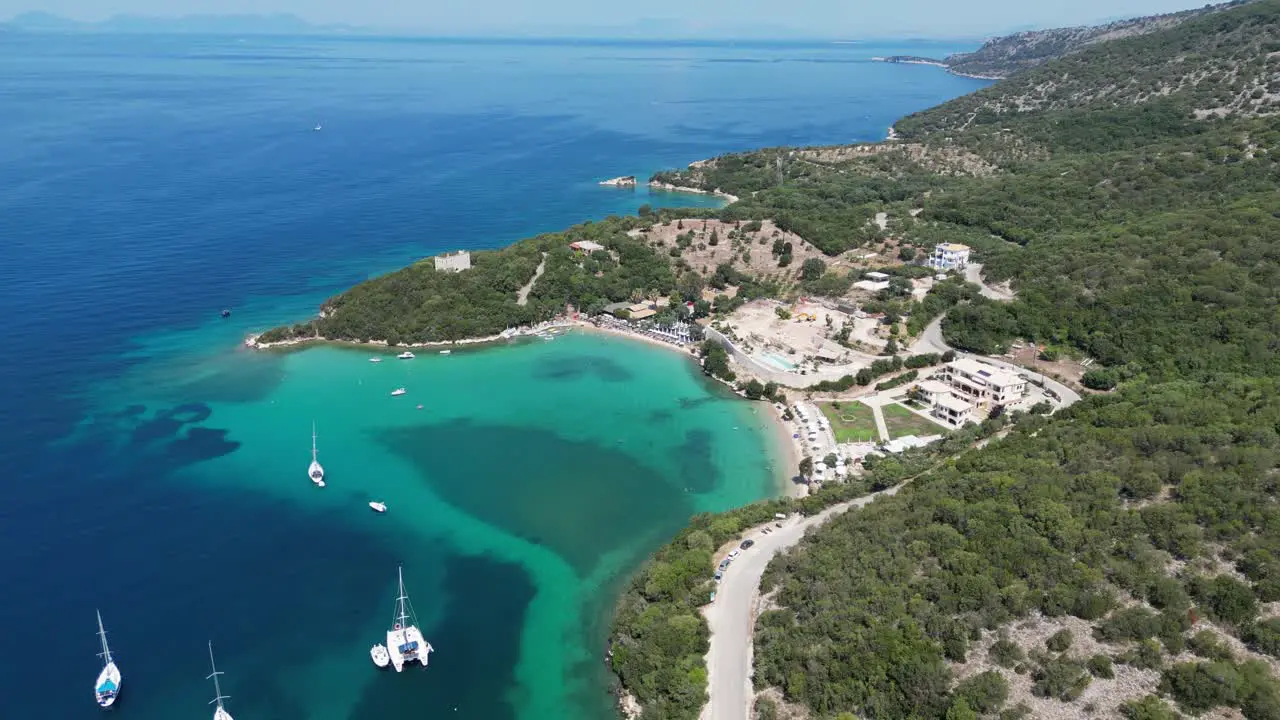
[[0, 34, 986, 719]]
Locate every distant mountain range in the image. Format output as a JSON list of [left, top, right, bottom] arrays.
[[0, 11, 357, 35]]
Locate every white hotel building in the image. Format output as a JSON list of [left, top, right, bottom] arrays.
[[930, 243, 971, 271]]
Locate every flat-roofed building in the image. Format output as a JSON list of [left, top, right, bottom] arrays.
[[942, 358, 1026, 405], [932, 393, 973, 427], [570, 240, 605, 253], [433, 250, 472, 272], [930, 243, 970, 271]]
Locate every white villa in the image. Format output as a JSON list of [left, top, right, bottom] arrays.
[[930, 243, 971, 271], [434, 250, 472, 272], [941, 358, 1027, 406], [915, 379, 973, 427]]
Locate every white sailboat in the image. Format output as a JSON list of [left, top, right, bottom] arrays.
[[207, 642, 234, 720], [309, 423, 325, 487], [397, 351, 415, 359], [369, 501, 387, 513], [94, 610, 122, 709], [390, 388, 406, 397], [386, 565, 433, 672]]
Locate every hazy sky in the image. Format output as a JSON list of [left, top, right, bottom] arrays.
[[4, 0, 1220, 37]]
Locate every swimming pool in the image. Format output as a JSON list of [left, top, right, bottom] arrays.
[[760, 351, 797, 371]]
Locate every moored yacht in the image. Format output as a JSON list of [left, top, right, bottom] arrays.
[[397, 351, 415, 359], [369, 501, 387, 513], [386, 565, 433, 672], [390, 388, 406, 397], [94, 610, 121, 709], [309, 423, 325, 487], [207, 642, 234, 720]]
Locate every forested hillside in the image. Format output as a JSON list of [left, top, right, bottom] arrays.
[[897, 0, 1280, 136], [615, 2, 1280, 719], [940, 2, 1238, 78]]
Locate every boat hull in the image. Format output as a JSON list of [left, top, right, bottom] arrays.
[[95, 662, 121, 709], [386, 626, 431, 673]]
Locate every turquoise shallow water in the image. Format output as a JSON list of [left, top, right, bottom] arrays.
[[0, 32, 987, 719], [59, 331, 783, 719]]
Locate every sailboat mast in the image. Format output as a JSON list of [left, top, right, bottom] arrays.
[[396, 565, 409, 627], [207, 642, 229, 709], [311, 422, 318, 463], [96, 610, 112, 664]]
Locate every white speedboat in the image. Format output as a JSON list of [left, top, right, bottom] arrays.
[[309, 423, 325, 487], [94, 610, 122, 709], [369, 501, 387, 513], [313, 123, 322, 132], [371, 644, 390, 668], [207, 642, 234, 720], [397, 351, 415, 359], [369, 357, 383, 363], [390, 388, 406, 397], [386, 566, 434, 672]]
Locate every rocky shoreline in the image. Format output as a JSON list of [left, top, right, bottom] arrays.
[[872, 56, 1004, 81], [647, 180, 739, 204]]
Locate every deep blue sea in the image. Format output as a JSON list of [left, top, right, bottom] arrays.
[[0, 33, 988, 719]]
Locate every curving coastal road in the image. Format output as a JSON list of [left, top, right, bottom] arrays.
[[697, 335, 1082, 720], [699, 485, 907, 720]]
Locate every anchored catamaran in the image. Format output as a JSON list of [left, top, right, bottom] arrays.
[[207, 642, 234, 720], [386, 565, 433, 672], [309, 423, 325, 487], [94, 610, 121, 709]]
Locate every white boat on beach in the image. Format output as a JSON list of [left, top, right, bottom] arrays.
[[370, 644, 390, 668], [309, 423, 325, 487], [207, 642, 234, 720], [390, 388, 406, 397], [386, 566, 433, 673], [369, 501, 386, 513], [397, 351, 415, 360], [369, 357, 383, 363], [94, 610, 122, 709]]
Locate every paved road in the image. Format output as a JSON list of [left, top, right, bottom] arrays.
[[964, 263, 1015, 301], [700, 486, 905, 720], [908, 316, 950, 356]]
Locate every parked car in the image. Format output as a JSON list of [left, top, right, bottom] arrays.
[[719, 559, 730, 570], [740, 539, 755, 550], [714, 571, 723, 581], [728, 549, 741, 559]]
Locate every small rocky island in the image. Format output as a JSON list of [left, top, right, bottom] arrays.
[[599, 175, 637, 187]]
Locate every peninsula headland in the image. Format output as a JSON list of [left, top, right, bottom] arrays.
[[254, 2, 1280, 718]]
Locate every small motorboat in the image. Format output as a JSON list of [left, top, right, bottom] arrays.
[[397, 351, 415, 359], [371, 644, 390, 668], [416, 405, 423, 410], [369, 501, 387, 513], [369, 357, 383, 363], [314, 123, 323, 131], [390, 388, 406, 396], [439, 350, 451, 355]]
